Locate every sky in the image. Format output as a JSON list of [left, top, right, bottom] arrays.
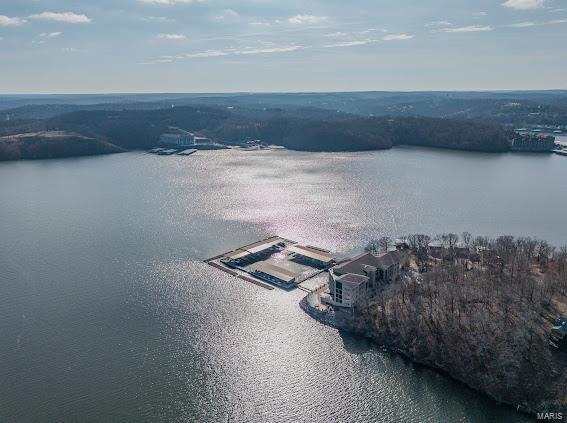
[[0, 0, 566, 93]]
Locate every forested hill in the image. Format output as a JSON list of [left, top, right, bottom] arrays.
[[46, 107, 232, 150], [3, 91, 567, 126], [46, 106, 513, 152]]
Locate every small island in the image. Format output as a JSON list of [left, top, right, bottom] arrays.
[[302, 234, 567, 416]]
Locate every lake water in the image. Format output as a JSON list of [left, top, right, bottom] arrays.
[[1, 147, 566, 422]]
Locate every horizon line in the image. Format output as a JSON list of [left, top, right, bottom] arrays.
[[2, 88, 567, 96]]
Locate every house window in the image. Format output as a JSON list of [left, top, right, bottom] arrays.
[[335, 281, 343, 303]]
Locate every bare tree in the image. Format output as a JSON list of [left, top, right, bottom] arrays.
[[462, 231, 472, 248], [364, 233, 567, 413], [378, 236, 391, 252], [365, 239, 381, 254]]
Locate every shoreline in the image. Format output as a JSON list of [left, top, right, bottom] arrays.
[[298, 295, 536, 417], [2, 141, 563, 163]]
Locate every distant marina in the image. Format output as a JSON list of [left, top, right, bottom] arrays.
[[148, 147, 197, 156], [147, 126, 286, 156], [147, 126, 567, 157]]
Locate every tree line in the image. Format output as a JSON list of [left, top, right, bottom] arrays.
[[43, 106, 515, 153], [361, 233, 567, 414]]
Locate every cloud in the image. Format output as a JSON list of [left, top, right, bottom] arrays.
[[147, 44, 304, 64], [236, 46, 303, 55], [152, 45, 304, 62], [439, 25, 493, 33], [287, 15, 328, 25], [157, 33, 186, 39], [146, 44, 304, 64], [425, 21, 453, 28], [382, 34, 414, 41], [29, 12, 91, 23], [0, 15, 26, 26], [142, 16, 174, 22], [186, 50, 228, 57], [425, 20, 453, 28], [140, 58, 175, 65], [509, 21, 537, 27], [214, 9, 239, 21], [325, 31, 348, 37], [502, 0, 545, 10], [249, 21, 271, 27], [549, 18, 567, 24], [40, 31, 63, 38], [139, 0, 194, 4], [61, 47, 77, 53], [160, 54, 185, 59], [324, 39, 376, 48]]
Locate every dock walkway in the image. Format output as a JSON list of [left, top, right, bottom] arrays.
[[206, 256, 274, 290]]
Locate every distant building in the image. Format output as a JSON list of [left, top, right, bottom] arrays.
[[326, 250, 408, 308], [511, 133, 556, 152], [428, 241, 444, 259], [159, 127, 212, 147], [194, 136, 211, 145], [428, 241, 470, 260], [160, 131, 194, 146]]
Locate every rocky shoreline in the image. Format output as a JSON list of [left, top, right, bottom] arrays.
[[298, 295, 541, 417]]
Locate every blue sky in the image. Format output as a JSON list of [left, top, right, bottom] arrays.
[[1, 0, 566, 93]]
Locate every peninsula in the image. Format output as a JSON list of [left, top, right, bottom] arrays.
[[303, 234, 567, 416]]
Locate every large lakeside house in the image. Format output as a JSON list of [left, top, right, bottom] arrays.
[[324, 249, 409, 309]]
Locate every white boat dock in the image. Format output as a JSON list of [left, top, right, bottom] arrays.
[[177, 149, 197, 156], [157, 149, 178, 155]]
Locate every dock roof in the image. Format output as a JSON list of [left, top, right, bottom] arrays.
[[289, 245, 335, 264], [239, 237, 283, 255], [224, 249, 251, 260], [178, 149, 197, 155], [222, 237, 283, 261], [253, 262, 296, 283]]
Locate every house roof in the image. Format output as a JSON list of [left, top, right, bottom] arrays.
[[334, 250, 405, 275], [336, 273, 368, 287]]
